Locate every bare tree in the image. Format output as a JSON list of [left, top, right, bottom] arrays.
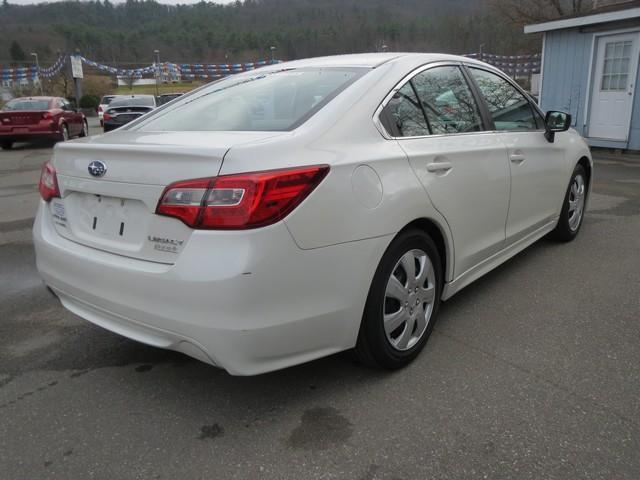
[[492, 0, 619, 24]]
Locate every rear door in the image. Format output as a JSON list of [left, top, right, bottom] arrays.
[[466, 67, 566, 243], [382, 64, 511, 277]]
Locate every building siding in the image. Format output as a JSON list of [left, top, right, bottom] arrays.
[[540, 23, 640, 150]]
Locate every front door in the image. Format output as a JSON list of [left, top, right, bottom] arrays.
[[588, 32, 640, 141], [467, 67, 567, 243]]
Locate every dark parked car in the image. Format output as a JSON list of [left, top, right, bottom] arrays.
[[157, 92, 184, 105], [98, 95, 119, 127], [0, 96, 88, 150], [103, 95, 156, 132]]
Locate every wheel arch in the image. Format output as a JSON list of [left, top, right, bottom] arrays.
[[577, 156, 592, 186], [398, 217, 454, 283]]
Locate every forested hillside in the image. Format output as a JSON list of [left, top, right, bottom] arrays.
[[0, 0, 540, 65]]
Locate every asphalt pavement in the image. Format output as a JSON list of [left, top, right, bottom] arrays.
[[1, 130, 639, 479]]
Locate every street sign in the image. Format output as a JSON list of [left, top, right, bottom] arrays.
[[70, 55, 83, 79]]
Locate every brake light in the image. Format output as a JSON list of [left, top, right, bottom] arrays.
[[42, 111, 52, 120], [157, 165, 329, 229], [103, 112, 112, 121], [39, 161, 60, 202]]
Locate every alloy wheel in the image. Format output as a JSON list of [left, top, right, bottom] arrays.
[[568, 174, 585, 232], [383, 249, 436, 351]]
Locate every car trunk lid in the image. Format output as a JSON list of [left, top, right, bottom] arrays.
[[48, 130, 286, 263], [0, 110, 47, 126]]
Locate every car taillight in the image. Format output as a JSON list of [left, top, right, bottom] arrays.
[[39, 161, 60, 202], [103, 112, 111, 121], [156, 165, 329, 229], [41, 112, 52, 120]]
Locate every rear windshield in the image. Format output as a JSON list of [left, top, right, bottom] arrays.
[[101, 96, 116, 105], [3, 99, 51, 111], [110, 97, 155, 108], [134, 67, 364, 132]]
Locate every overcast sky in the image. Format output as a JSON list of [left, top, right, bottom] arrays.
[[9, 0, 237, 4]]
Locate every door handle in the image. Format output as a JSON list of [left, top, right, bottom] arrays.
[[509, 153, 525, 164], [426, 161, 453, 173]]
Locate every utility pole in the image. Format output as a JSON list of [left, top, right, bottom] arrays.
[[30, 52, 44, 95], [479, 43, 485, 62], [269, 46, 276, 64], [154, 49, 160, 97]]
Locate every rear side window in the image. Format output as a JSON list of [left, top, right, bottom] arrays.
[[411, 66, 483, 135], [381, 83, 430, 137], [101, 96, 115, 105], [469, 68, 538, 131], [135, 68, 363, 132]]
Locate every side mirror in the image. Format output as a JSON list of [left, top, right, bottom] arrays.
[[544, 111, 571, 143]]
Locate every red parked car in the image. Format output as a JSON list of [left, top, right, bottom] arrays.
[[0, 96, 88, 150]]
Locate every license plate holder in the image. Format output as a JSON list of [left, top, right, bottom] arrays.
[[83, 195, 131, 240]]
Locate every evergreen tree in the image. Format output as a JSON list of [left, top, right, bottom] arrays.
[[9, 40, 26, 62]]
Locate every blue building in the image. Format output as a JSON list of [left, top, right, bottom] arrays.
[[526, 1, 640, 150]]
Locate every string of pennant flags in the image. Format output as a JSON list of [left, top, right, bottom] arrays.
[[464, 52, 541, 74], [1, 51, 541, 82], [1, 55, 280, 81]]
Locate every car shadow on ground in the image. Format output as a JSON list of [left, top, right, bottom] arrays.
[[6, 139, 58, 151]]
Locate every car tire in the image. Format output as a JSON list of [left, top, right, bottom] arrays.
[[355, 229, 442, 369], [0, 140, 13, 150], [59, 124, 69, 143], [79, 119, 89, 138], [550, 164, 587, 242]]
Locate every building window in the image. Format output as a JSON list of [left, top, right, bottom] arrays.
[[601, 41, 632, 91]]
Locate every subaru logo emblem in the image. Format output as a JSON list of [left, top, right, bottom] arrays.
[[88, 160, 107, 178]]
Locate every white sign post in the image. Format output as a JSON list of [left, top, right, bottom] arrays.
[[69, 53, 83, 110], [70, 55, 84, 79]]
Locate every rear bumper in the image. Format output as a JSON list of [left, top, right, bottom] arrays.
[[33, 201, 390, 375], [103, 119, 138, 132], [0, 128, 59, 141]]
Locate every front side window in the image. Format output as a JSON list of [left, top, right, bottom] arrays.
[[381, 82, 430, 137], [469, 68, 538, 131], [135, 68, 363, 132], [411, 66, 483, 134]]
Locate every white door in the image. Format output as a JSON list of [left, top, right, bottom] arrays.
[[387, 66, 511, 277], [467, 67, 567, 243], [588, 32, 640, 141]]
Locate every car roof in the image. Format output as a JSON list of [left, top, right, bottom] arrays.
[[261, 52, 484, 70], [116, 94, 155, 98], [9, 96, 56, 101]]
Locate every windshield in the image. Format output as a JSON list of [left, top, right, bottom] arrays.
[[134, 67, 364, 132], [110, 97, 155, 108], [3, 99, 51, 111]]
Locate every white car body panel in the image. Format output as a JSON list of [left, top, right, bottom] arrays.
[[399, 132, 510, 278], [33, 53, 593, 375]]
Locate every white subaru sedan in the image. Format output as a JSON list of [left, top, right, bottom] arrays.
[[34, 53, 592, 375]]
